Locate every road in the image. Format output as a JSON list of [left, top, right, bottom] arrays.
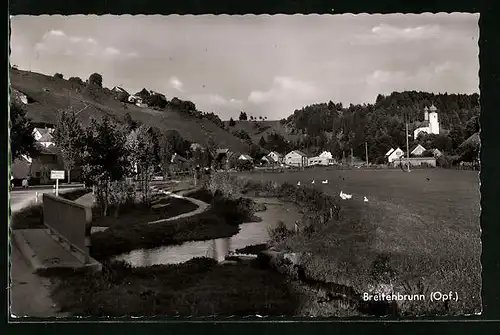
[[10, 184, 84, 212]]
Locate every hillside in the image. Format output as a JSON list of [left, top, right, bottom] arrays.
[[223, 119, 304, 145], [9, 68, 250, 153]]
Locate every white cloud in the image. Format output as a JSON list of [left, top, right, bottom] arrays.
[[248, 76, 317, 104], [33, 29, 134, 61], [190, 93, 243, 107], [169, 76, 184, 91], [365, 60, 475, 94], [103, 46, 120, 56], [353, 24, 441, 45]]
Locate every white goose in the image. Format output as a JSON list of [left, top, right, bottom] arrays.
[[364, 196, 369, 202], [322, 180, 328, 184], [297, 181, 301, 186], [339, 190, 352, 200], [311, 180, 315, 184]]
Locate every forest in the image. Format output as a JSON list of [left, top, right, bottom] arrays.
[[280, 91, 480, 163]]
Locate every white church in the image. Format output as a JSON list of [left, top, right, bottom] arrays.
[[413, 104, 440, 140]]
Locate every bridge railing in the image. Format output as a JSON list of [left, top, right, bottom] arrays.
[[42, 193, 92, 264]]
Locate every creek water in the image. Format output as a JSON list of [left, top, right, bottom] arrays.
[[113, 198, 302, 267]]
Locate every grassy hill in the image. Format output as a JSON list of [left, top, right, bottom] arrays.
[[10, 68, 250, 153], [223, 119, 304, 145]]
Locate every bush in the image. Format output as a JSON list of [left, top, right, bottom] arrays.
[[268, 221, 294, 243], [54, 73, 64, 79], [436, 155, 451, 168], [236, 159, 254, 171]]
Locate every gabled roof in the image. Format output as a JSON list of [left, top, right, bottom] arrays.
[[239, 154, 253, 160], [460, 132, 480, 148], [287, 150, 307, 157], [410, 144, 426, 154], [385, 148, 395, 156], [268, 151, 282, 157], [37, 132, 54, 143], [33, 127, 52, 137]]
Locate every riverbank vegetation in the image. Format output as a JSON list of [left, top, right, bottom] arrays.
[[47, 257, 298, 317]]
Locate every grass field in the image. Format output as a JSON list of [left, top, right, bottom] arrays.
[[238, 167, 481, 315]]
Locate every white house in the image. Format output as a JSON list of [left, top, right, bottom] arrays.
[[128, 95, 143, 104], [33, 128, 55, 148], [410, 144, 427, 156], [238, 154, 253, 161], [414, 104, 440, 139], [431, 148, 443, 157], [112, 86, 128, 95], [284, 150, 308, 167], [308, 151, 334, 166], [387, 147, 405, 163], [267, 151, 283, 163]]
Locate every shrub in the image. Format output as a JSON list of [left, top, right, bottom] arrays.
[[268, 221, 294, 243], [88, 73, 103, 87], [68, 76, 85, 86], [236, 159, 254, 171], [54, 73, 64, 79], [436, 155, 451, 168]]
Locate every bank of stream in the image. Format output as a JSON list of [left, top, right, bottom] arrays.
[[113, 197, 301, 266]]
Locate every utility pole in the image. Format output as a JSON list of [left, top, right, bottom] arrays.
[[351, 147, 354, 166], [405, 112, 411, 172], [365, 141, 369, 166]]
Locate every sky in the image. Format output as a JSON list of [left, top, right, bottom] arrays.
[[10, 14, 479, 120]]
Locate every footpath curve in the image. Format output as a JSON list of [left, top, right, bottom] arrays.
[[147, 185, 210, 224]]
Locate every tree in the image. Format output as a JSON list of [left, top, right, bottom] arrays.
[[123, 112, 138, 132], [229, 118, 236, 126], [68, 76, 84, 86], [53, 109, 84, 184], [88, 73, 103, 87], [465, 116, 480, 138], [158, 130, 174, 178], [10, 102, 38, 161], [146, 93, 167, 109], [81, 116, 130, 216], [258, 136, 267, 147], [54, 73, 64, 79], [239, 111, 248, 121], [126, 125, 159, 205]]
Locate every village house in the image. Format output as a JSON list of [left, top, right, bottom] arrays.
[[284, 150, 308, 167], [431, 148, 443, 157], [308, 151, 335, 166], [12, 143, 64, 185], [238, 154, 253, 162], [413, 104, 440, 140], [267, 151, 283, 164], [386, 147, 405, 163], [410, 144, 427, 157]]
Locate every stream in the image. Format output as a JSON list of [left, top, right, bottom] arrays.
[[113, 198, 302, 267]]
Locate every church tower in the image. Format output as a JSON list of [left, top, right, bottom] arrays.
[[428, 103, 440, 135], [424, 106, 429, 121]]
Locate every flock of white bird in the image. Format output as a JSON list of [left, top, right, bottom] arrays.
[[296, 179, 369, 202]]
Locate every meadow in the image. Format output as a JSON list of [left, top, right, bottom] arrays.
[[238, 167, 481, 315]]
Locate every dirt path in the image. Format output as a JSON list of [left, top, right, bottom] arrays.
[[147, 187, 210, 224]]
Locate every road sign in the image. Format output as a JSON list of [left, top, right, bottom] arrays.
[[51, 170, 65, 196], [50, 170, 65, 180]]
